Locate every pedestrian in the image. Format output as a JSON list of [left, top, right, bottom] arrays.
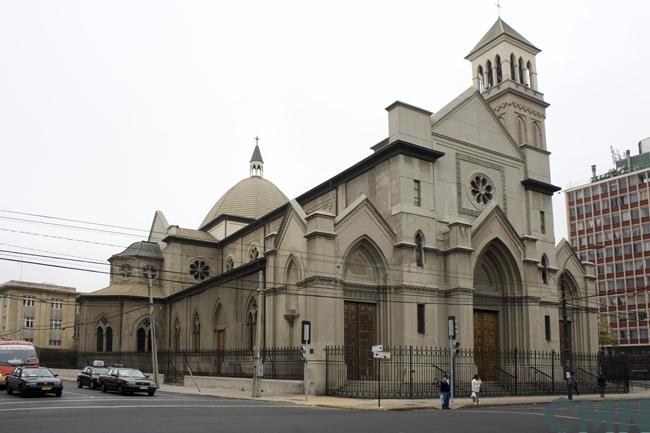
[[439, 374, 451, 410], [569, 372, 580, 396], [597, 374, 606, 398], [471, 374, 482, 405]]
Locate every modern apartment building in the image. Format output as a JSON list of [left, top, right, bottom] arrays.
[[0, 280, 78, 350], [566, 138, 650, 352]]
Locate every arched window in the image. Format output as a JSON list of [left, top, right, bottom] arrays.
[[495, 55, 502, 83], [136, 319, 151, 353], [532, 122, 542, 147], [105, 326, 113, 352], [516, 117, 527, 145], [518, 57, 525, 84], [192, 313, 201, 351], [415, 232, 424, 268], [213, 304, 224, 350], [486, 60, 494, 88], [526, 61, 533, 87], [96, 327, 104, 352], [173, 318, 181, 352], [477, 66, 485, 92], [510, 53, 516, 80], [541, 255, 549, 285], [246, 299, 257, 350]]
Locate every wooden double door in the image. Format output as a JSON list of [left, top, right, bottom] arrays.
[[474, 310, 498, 380], [344, 301, 376, 380]]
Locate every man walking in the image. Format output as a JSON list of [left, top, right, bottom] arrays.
[[440, 374, 451, 410]]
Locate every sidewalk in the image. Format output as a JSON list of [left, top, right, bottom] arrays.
[[159, 382, 650, 411], [55, 368, 650, 411]]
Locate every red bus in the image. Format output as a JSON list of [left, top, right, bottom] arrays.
[[0, 341, 39, 388]]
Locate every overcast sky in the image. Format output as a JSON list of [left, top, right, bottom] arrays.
[[1, 0, 648, 292]]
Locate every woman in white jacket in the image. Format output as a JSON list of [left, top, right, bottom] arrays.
[[471, 374, 482, 405]]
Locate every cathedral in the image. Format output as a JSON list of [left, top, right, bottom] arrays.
[[77, 18, 599, 393]]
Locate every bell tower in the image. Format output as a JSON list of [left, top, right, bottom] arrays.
[[466, 18, 549, 151], [466, 18, 561, 265]]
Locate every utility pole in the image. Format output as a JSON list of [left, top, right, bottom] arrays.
[[252, 270, 263, 397], [145, 267, 160, 386], [560, 272, 572, 401]]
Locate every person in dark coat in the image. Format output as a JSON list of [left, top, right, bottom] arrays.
[[440, 374, 451, 409], [597, 374, 606, 398], [569, 372, 580, 396]]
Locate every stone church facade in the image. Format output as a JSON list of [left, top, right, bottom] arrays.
[[77, 19, 598, 392]]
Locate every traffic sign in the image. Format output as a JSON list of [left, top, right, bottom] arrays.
[[373, 351, 391, 359], [371, 345, 383, 353]]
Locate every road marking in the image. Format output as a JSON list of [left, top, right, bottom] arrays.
[[59, 391, 87, 397], [0, 404, 298, 413], [465, 409, 639, 428], [0, 397, 202, 406]]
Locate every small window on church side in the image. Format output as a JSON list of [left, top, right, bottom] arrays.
[[540, 211, 546, 235], [417, 304, 425, 335], [415, 232, 424, 268], [413, 180, 421, 207], [544, 315, 551, 341]]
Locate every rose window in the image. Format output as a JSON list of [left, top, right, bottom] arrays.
[[225, 256, 235, 272], [117, 264, 132, 279], [189, 259, 210, 281], [249, 245, 259, 262], [470, 175, 494, 205]]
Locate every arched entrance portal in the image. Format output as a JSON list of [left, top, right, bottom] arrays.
[[473, 240, 525, 379], [342, 238, 387, 380]]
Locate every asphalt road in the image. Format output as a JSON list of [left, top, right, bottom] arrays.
[[3, 380, 649, 433]]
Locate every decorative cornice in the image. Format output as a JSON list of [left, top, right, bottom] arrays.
[[304, 230, 337, 240], [296, 140, 444, 205], [491, 100, 547, 118], [521, 178, 562, 195]]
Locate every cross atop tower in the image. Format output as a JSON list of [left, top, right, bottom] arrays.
[[495, 1, 503, 18]]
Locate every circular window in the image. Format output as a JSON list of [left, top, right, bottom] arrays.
[[117, 264, 132, 280], [189, 259, 210, 281], [141, 265, 157, 280], [470, 174, 494, 206]]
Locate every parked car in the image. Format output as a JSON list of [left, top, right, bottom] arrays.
[[101, 368, 157, 396], [77, 365, 109, 390], [6, 366, 63, 397]]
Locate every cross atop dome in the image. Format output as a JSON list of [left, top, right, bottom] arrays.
[[250, 137, 264, 177]]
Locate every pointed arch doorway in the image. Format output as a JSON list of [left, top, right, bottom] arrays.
[[473, 239, 524, 380], [342, 238, 386, 380]]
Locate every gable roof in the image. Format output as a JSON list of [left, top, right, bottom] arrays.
[[466, 18, 540, 59], [431, 88, 523, 160]]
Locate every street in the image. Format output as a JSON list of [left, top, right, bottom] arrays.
[[3, 380, 650, 433]]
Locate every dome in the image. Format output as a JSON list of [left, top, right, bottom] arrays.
[[200, 176, 288, 230]]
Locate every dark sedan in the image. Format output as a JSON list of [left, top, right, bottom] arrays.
[[101, 368, 157, 396], [6, 366, 63, 397], [77, 366, 109, 390]]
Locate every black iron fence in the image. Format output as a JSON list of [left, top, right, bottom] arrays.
[[325, 346, 630, 399], [77, 347, 303, 384]]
